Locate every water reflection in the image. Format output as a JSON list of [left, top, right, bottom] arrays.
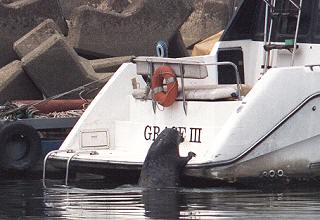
[[44, 185, 144, 219], [142, 188, 183, 219], [2, 178, 320, 219], [0, 179, 45, 218]]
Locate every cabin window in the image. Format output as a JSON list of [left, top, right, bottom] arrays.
[[316, 1, 320, 35], [221, 0, 262, 41], [222, 0, 314, 43], [253, 1, 267, 37], [276, 0, 311, 35]]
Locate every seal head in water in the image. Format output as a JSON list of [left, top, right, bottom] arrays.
[[139, 128, 196, 188]]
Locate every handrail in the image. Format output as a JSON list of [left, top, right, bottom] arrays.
[[64, 150, 98, 186], [261, 0, 303, 69], [135, 57, 242, 101], [203, 61, 242, 100], [42, 149, 74, 188]]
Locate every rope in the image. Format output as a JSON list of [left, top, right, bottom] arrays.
[[0, 102, 86, 120], [0, 74, 112, 119], [35, 109, 85, 119]]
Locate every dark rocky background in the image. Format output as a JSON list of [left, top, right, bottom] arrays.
[[0, 0, 239, 102]]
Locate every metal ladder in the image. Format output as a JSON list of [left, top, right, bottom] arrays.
[[262, 0, 303, 74], [42, 149, 98, 188]]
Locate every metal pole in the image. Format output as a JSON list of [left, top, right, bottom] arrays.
[[288, 0, 300, 9], [179, 64, 187, 115], [265, 0, 276, 72], [262, 1, 270, 74], [268, 0, 276, 44], [64, 150, 98, 186], [146, 60, 157, 114], [205, 62, 242, 100], [291, 0, 303, 66], [262, 0, 273, 8], [42, 149, 74, 188]]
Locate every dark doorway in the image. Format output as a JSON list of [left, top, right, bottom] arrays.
[[217, 47, 245, 84]]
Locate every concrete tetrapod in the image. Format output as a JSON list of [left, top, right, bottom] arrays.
[[0, 60, 42, 103], [13, 19, 63, 58], [21, 35, 99, 99], [86, 56, 135, 73], [68, 0, 193, 58], [180, 0, 231, 48], [58, 0, 106, 19], [58, 0, 130, 19], [0, 0, 67, 68]]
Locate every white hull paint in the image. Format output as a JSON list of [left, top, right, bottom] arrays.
[[48, 62, 320, 184]]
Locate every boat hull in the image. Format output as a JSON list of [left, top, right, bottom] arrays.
[[187, 136, 320, 185], [49, 133, 320, 186]]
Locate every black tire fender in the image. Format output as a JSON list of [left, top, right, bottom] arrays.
[[0, 122, 41, 172]]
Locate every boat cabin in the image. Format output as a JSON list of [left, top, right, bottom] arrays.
[[216, 0, 320, 87]]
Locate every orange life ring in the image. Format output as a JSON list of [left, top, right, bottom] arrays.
[[151, 66, 178, 107]]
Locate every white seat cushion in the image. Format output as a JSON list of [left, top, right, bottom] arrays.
[[132, 84, 251, 101]]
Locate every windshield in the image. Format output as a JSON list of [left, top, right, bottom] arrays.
[[222, 0, 314, 43]]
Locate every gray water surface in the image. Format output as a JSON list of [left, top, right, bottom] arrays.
[[1, 178, 320, 219]]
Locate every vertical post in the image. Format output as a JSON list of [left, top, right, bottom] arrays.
[[262, 1, 270, 74], [179, 64, 187, 115], [65, 152, 80, 186], [147, 61, 156, 114], [291, 0, 303, 66], [266, 0, 276, 72], [267, 0, 276, 44]]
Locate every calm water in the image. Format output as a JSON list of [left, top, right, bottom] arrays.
[[2, 177, 320, 219]]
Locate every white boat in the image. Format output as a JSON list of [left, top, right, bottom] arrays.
[[45, 0, 320, 185]]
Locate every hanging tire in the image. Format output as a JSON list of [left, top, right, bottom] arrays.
[[0, 122, 41, 172]]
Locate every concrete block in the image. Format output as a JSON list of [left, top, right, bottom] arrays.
[[68, 0, 193, 58], [0, 0, 15, 3], [0, 0, 68, 68], [13, 19, 63, 58], [80, 58, 97, 77], [22, 35, 97, 98], [107, 0, 129, 13], [58, 0, 105, 19], [180, 0, 232, 48], [0, 60, 42, 103], [0, 1, 17, 3], [58, 0, 129, 19], [86, 55, 134, 73]]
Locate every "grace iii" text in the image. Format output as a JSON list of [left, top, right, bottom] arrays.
[[144, 125, 202, 143]]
